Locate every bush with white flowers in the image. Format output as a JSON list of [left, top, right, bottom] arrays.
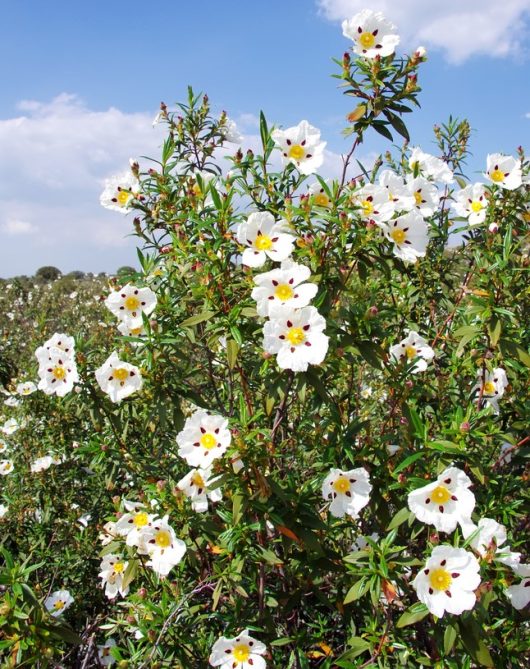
[[1, 8, 529, 668]]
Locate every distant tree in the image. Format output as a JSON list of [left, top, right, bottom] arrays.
[[66, 271, 85, 280], [116, 266, 136, 276], [35, 266, 62, 281]]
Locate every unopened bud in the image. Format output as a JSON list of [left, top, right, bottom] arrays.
[[460, 421, 471, 433], [137, 587, 148, 599], [488, 222, 499, 233]]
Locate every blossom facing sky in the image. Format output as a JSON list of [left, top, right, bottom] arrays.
[[271, 119, 326, 174], [408, 466, 475, 533], [37, 349, 79, 397], [95, 352, 143, 403], [342, 10, 399, 59], [381, 211, 429, 263], [485, 154, 522, 190], [44, 590, 74, 617], [105, 284, 157, 328], [389, 330, 434, 373], [322, 467, 372, 518], [176, 409, 231, 469], [137, 515, 187, 577], [251, 260, 318, 317], [473, 367, 508, 413], [100, 171, 140, 213], [209, 630, 267, 669], [263, 305, 329, 372], [177, 467, 223, 513], [452, 183, 488, 225], [413, 546, 481, 618], [236, 212, 295, 268]]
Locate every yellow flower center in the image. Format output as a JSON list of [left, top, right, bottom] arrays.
[[255, 235, 273, 251], [130, 327, 143, 335], [414, 191, 423, 206], [154, 530, 171, 548], [191, 472, 206, 488], [286, 327, 305, 346], [1, 462, 11, 472], [200, 433, 217, 450], [359, 32, 375, 49], [124, 295, 140, 311], [113, 368, 129, 382], [53, 600, 65, 611], [192, 184, 202, 197], [52, 366, 66, 380], [314, 192, 330, 207], [405, 345, 417, 359], [391, 229, 406, 244], [288, 144, 305, 161], [117, 190, 131, 206], [233, 644, 251, 662], [490, 169, 504, 183], [471, 200, 483, 212], [431, 485, 451, 504], [361, 199, 374, 216], [429, 568, 452, 592], [113, 562, 125, 574], [133, 511, 149, 527], [483, 381, 496, 394], [333, 476, 350, 494], [275, 284, 294, 301], [522, 211, 530, 222]]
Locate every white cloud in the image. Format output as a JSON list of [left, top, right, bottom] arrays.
[[1, 219, 37, 235], [0, 93, 165, 276], [317, 0, 530, 63]]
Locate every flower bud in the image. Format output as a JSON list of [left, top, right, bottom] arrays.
[[488, 222, 499, 233], [460, 421, 471, 433], [137, 587, 148, 599]]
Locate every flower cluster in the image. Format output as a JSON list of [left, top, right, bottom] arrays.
[[36, 333, 79, 397]]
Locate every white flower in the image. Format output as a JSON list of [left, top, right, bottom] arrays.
[[498, 441, 514, 466], [263, 305, 329, 372], [4, 396, 20, 408], [308, 179, 332, 207], [462, 518, 521, 569], [37, 348, 79, 397], [251, 260, 318, 317], [473, 367, 508, 414], [0, 460, 14, 475], [452, 183, 488, 225], [0, 440, 7, 453], [137, 516, 187, 577], [415, 46, 427, 58], [485, 154, 522, 190], [506, 577, 530, 610], [220, 117, 243, 144], [188, 170, 216, 207], [209, 630, 267, 669], [271, 120, 326, 175], [322, 467, 372, 519], [44, 590, 74, 617], [176, 409, 231, 469], [35, 333, 75, 363], [409, 148, 454, 184], [0, 503, 8, 518], [31, 455, 55, 473], [389, 330, 434, 373], [105, 284, 157, 328], [379, 170, 415, 212], [342, 10, 399, 59], [177, 467, 222, 512], [412, 546, 481, 618], [352, 532, 380, 551], [98, 555, 130, 599], [97, 638, 117, 667], [100, 171, 140, 213], [354, 183, 394, 223], [381, 211, 429, 263], [406, 175, 439, 217], [1, 419, 19, 435], [16, 381, 37, 396], [115, 501, 157, 548], [236, 212, 295, 268], [408, 466, 475, 533], [360, 385, 372, 399], [99, 520, 119, 546], [117, 321, 146, 339], [95, 352, 143, 403]]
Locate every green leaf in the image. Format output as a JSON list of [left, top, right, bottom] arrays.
[[259, 111, 269, 149], [393, 451, 425, 475], [444, 624, 457, 655], [226, 339, 239, 370], [387, 506, 412, 531], [344, 577, 369, 604], [487, 318, 501, 347], [180, 310, 216, 327], [458, 618, 494, 667], [335, 637, 371, 663], [121, 559, 138, 592], [385, 111, 410, 141], [396, 603, 429, 627], [372, 121, 393, 141]]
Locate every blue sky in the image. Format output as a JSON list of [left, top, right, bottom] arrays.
[[0, 0, 529, 277]]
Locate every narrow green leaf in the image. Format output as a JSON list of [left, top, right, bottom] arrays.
[[180, 310, 216, 327], [396, 603, 429, 627]]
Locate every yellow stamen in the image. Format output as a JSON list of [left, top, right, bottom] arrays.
[[431, 486, 451, 504], [333, 477, 350, 494], [233, 644, 251, 662], [52, 366, 66, 380], [254, 235, 272, 251], [361, 199, 374, 216], [133, 512, 149, 527], [429, 568, 452, 592], [314, 192, 330, 207], [414, 191, 423, 206], [288, 144, 305, 161], [191, 472, 206, 488], [471, 201, 483, 213], [154, 530, 171, 548], [117, 190, 131, 206], [405, 345, 416, 359], [489, 169, 504, 183], [391, 229, 406, 244], [124, 295, 140, 311], [113, 562, 125, 574], [286, 327, 305, 346], [53, 600, 65, 611], [359, 32, 375, 49], [113, 368, 129, 382], [275, 284, 294, 301], [483, 381, 496, 394], [200, 433, 216, 450]]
